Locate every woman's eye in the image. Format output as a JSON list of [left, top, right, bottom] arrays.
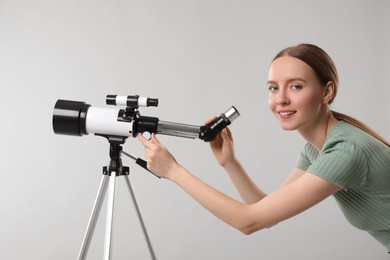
[[291, 84, 302, 90], [268, 85, 278, 92]]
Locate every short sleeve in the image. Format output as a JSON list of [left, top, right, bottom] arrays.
[[296, 143, 312, 171], [306, 140, 368, 188]]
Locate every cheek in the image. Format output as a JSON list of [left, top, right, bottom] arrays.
[[298, 93, 322, 112], [268, 96, 275, 111]]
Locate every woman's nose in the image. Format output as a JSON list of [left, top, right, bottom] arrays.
[[276, 91, 289, 105]]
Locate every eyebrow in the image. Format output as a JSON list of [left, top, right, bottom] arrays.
[[267, 78, 308, 85]]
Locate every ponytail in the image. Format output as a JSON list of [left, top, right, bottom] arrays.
[[331, 110, 390, 148]]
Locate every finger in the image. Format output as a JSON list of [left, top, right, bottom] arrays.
[[210, 131, 223, 147], [138, 134, 153, 149], [150, 133, 161, 145], [219, 129, 227, 143], [204, 116, 218, 125], [224, 127, 233, 141], [219, 128, 232, 144]]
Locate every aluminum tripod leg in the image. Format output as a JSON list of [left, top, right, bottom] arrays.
[[103, 172, 118, 260], [76, 173, 117, 260], [124, 175, 157, 260], [78, 175, 109, 260], [77, 173, 157, 260], [77, 173, 118, 260]]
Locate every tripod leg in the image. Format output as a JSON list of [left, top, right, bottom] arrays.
[[103, 172, 118, 260], [123, 175, 158, 260], [78, 175, 110, 260]]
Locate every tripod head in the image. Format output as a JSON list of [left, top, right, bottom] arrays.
[[96, 135, 130, 176]]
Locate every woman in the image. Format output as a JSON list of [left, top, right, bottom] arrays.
[[138, 43, 390, 251]]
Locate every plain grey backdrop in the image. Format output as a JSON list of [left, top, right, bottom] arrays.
[[0, 0, 389, 259]]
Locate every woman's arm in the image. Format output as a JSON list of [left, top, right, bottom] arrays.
[[226, 165, 307, 204], [173, 165, 340, 234], [223, 159, 267, 204], [280, 168, 306, 187], [208, 128, 266, 203], [138, 134, 341, 234]]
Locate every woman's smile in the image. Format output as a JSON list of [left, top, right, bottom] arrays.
[[278, 110, 296, 118]]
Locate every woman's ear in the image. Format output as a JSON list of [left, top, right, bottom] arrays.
[[323, 81, 335, 104]]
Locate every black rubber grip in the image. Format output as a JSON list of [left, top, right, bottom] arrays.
[[135, 158, 161, 178]]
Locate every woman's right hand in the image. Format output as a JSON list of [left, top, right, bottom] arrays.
[[205, 117, 237, 168], [138, 133, 180, 180]]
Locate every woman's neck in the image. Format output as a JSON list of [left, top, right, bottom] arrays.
[[298, 112, 338, 151]]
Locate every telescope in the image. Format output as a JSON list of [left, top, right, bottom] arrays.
[[52, 95, 240, 142], [52, 95, 240, 260]]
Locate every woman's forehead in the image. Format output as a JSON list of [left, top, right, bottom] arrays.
[[268, 56, 316, 82]]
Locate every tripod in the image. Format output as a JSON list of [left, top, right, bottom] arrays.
[[77, 135, 157, 260]]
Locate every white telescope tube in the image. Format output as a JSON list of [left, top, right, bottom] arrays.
[[86, 107, 134, 137]]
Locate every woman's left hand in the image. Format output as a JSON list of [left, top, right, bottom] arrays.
[[138, 133, 179, 179]]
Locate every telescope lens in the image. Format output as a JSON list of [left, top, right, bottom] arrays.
[[52, 100, 90, 136]]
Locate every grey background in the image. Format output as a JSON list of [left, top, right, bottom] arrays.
[[0, 0, 389, 259]]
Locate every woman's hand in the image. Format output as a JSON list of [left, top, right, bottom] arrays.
[[138, 133, 180, 179], [205, 117, 237, 168]]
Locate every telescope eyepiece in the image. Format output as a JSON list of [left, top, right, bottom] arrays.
[[146, 98, 158, 107], [199, 106, 240, 142]]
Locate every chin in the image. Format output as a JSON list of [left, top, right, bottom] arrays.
[[281, 127, 296, 131], [279, 123, 298, 131]]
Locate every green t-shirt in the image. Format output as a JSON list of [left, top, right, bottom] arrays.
[[297, 121, 390, 251]]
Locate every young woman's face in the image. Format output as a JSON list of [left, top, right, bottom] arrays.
[[267, 56, 327, 131]]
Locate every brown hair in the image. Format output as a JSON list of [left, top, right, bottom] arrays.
[[273, 43, 390, 147]]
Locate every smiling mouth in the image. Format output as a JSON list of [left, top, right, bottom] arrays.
[[279, 111, 296, 116]]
